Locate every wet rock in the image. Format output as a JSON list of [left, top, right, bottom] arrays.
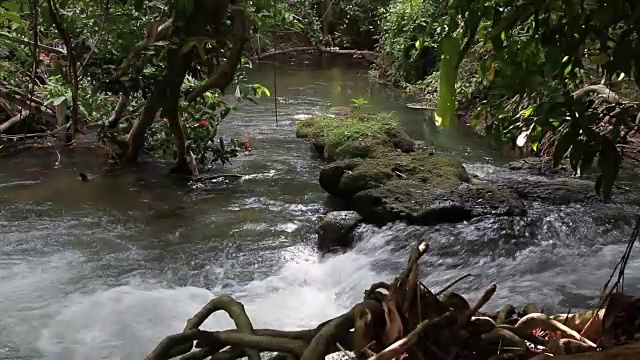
[[506, 157, 573, 177], [317, 153, 520, 226], [503, 178, 597, 204], [316, 211, 362, 251], [390, 129, 415, 153], [333, 138, 392, 161], [351, 181, 525, 225], [319, 153, 470, 198]]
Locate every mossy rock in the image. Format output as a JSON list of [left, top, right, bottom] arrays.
[[319, 153, 470, 198], [332, 138, 393, 161], [351, 181, 526, 225], [295, 117, 321, 139], [295, 113, 415, 161]]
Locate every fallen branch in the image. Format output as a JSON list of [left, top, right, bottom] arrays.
[[145, 330, 307, 360], [144, 233, 640, 360], [181, 295, 260, 360], [0, 84, 57, 124], [368, 311, 458, 360], [0, 31, 66, 55], [0, 110, 29, 133], [573, 84, 619, 103], [250, 46, 379, 61]]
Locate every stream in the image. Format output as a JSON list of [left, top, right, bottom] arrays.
[[1, 57, 640, 359]]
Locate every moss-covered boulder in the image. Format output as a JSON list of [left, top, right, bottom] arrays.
[[295, 113, 415, 161], [318, 152, 527, 225], [319, 153, 470, 198], [351, 181, 525, 225]]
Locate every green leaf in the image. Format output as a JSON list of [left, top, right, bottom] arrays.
[[564, 63, 573, 76], [518, 105, 536, 119], [219, 137, 225, 153], [50, 96, 68, 106], [590, 54, 608, 65]]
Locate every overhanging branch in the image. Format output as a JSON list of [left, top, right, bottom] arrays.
[[185, 2, 248, 103]]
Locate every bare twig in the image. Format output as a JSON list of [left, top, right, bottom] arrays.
[[0, 110, 29, 133], [436, 273, 473, 296], [367, 312, 458, 360]]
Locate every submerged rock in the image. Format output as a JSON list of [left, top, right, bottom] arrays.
[[316, 211, 362, 251]]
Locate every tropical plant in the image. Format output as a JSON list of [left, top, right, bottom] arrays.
[[0, 0, 299, 174]]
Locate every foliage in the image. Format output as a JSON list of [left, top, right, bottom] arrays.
[[465, 0, 640, 201], [378, 0, 639, 201], [350, 97, 370, 116], [377, 0, 441, 83], [289, 0, 391, 49], [299, 112, 399, 148], [0, 0, 286, 173]]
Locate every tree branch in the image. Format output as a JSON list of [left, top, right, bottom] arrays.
[[185, 1, 248, 102]]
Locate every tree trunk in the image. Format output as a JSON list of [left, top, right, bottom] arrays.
[[163, 49, 192, 175], [125, 83, 165, 163], [435, 34, 461, 128]]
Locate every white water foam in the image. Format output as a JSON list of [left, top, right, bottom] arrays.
[[30, 225, 399, 360]]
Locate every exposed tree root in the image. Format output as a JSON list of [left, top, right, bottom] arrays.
[[145, 240, 640, 360]]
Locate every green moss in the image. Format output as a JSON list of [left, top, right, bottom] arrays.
[[353, 153, 470, 187], [295, 117, 321, 138], [333, 138, 392, 161], [296, 113, 414, 160], [319, 152, 471, 198]]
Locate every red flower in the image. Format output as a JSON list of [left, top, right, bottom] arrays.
[[199, 120, 208, 126]]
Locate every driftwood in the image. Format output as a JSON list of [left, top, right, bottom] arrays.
[[0, 80, 58, 125], [250, 46, 378, 61], [0, 110, 29, 133], [145, 238, 640, 360]]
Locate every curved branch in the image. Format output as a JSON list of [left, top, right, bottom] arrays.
[[182, 295, 260, 360], [117, 16, 173, 77], [573, 84, 619, 103], [300, 300, 382, 360], [145, 330, 306, 360], [185, 2, 248, 102], [367, 311, 458, 360], [107, 93, 129, 128]]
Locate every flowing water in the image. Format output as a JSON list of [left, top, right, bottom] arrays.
[[1, 58, 640, 360]]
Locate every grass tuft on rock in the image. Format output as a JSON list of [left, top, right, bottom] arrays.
[[295, 113, 414, 161]]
